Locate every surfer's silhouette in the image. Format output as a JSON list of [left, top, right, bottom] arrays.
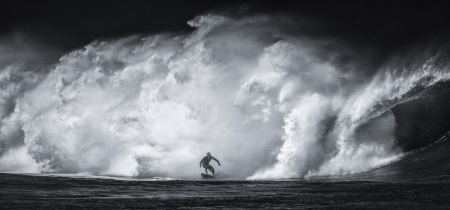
[[199, 152, 221, 176]]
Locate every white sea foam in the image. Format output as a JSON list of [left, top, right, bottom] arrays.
[[0, 14, 449, 179]]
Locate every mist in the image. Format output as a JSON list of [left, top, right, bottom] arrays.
[[0, 13, 449, 179]]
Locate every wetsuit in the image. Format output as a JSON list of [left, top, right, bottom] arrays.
[[200, 155, 220, 175]]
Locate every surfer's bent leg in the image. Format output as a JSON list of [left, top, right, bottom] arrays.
[[202, 162, 209, 174], [209, 166, 215, 176]]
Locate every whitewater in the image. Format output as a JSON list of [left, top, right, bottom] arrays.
[[1, 14, 449, 180]]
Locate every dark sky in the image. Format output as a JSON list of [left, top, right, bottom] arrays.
[[1, 0, 450, 53]]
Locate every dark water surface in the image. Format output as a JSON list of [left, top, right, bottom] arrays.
[[1, 173, 450, 209]]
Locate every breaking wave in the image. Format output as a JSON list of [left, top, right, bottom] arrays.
[[1, 14, 449, 180]]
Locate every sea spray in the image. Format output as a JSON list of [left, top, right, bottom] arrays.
[[0, 14, 449, 179]]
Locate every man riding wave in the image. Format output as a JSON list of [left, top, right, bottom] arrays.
[[200, 152, 221, 176]]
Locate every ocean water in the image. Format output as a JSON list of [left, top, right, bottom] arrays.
[[2, 13, 450, 208], [1, 173, 450, 209]]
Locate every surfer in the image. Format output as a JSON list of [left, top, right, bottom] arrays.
[[199, 152, 221, 176]]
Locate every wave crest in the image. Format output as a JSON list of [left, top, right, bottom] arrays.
[[1, 14, 449, 179]]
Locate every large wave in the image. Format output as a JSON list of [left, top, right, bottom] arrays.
[[1, 14, 449, 179]]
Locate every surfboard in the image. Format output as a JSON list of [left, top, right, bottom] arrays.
[[201, 173, 214, 179]]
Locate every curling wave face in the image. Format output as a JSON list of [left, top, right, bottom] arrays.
[[0, 14, 449, 179]]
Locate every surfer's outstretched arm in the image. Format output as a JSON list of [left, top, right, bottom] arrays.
[[212, 156, 221, 165]]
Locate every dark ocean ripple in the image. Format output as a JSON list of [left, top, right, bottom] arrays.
[[1, 173, 450, 209]]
